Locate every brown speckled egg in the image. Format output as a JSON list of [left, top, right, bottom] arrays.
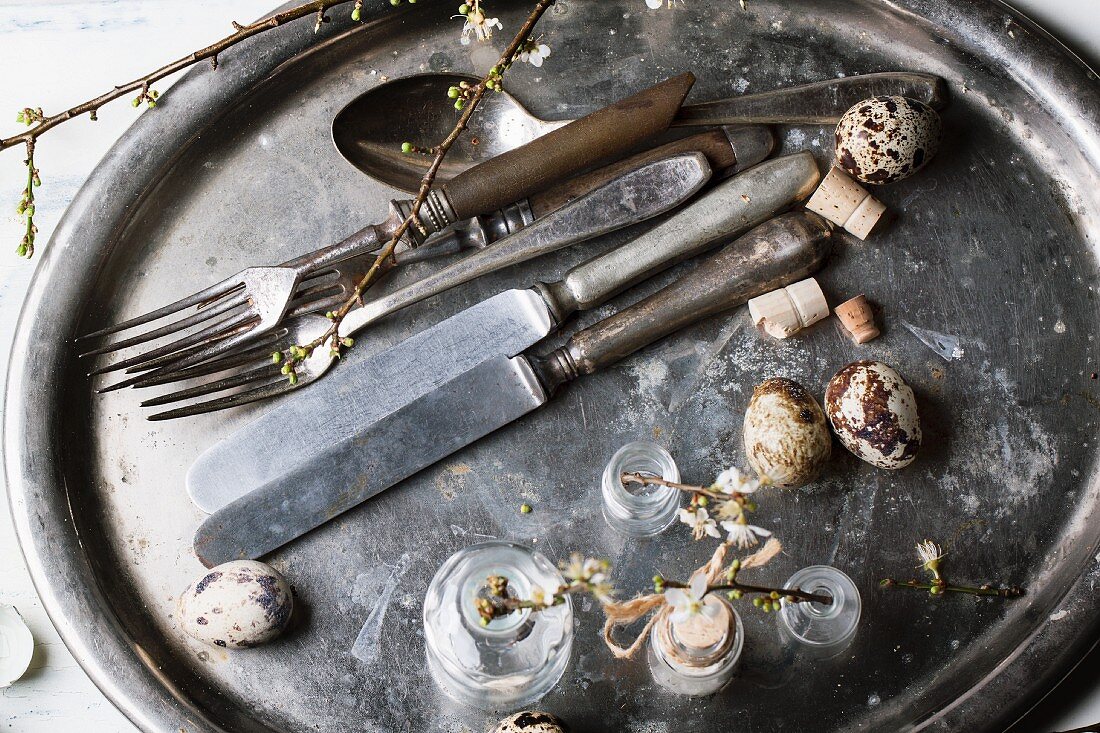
[[178, 560, 293, 648], [494, 711, 567, 733], [835, 96, 942, 184], [825, 361, 921, 470], [743, 378, 831, 488]]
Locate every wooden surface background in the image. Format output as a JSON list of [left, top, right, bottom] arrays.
[[0, 1, 1096, 730]]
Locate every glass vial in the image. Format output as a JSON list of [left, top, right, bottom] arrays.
[[647, 595, 743, 696], [778, 565, 861, 659], [601, 441, 681, 537], [423, 541, 573, 709]]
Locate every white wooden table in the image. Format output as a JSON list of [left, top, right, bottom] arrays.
[[1, 1, 1097, 730]]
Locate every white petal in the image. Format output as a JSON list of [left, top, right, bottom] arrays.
[[645, 0, 664, 7], [689, 574, 708, 599], [538, 44, 551, 56], [670, 608, 692, 624], [529, 54, 544, 67], [678, 508, 695, 525], [701, 601, 722, 619], [749, 525, 772, 537], [704, 523, 722, 538], [664, 588, 689, 610]]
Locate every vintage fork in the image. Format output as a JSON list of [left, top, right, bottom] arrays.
[[77, 198, 533, 378], [128, 153, 712, 418]]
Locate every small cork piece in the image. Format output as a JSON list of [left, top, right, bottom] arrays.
[[806, 167, 889, 240], [747, 277, 829, 339], [835, 294, 880, 344]]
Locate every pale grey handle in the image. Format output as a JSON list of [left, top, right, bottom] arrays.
[[533, 211, 834, 393], [675, 72, 948, 126], [538, 152, 822, 322], [340, 152, 710, 335]]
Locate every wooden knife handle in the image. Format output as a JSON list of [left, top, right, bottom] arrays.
[[533, 211, 833, 393], [527, 126, 774, 218], [441, 73, 695, 220]]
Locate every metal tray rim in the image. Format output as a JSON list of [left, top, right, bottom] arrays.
[[5, 1, 1100, 731]]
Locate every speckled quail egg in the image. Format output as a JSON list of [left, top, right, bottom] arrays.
[[178, 560, 293, 648], [825, 361, 921, 470], [743, 377, 832, 488], [835, 96, 942, 184], [494, 711, 567, 733]]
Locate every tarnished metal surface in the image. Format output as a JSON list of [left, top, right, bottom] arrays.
[[4, 0, 1100, 732]]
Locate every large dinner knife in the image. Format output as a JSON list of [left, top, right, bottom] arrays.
[[187, 153, 822, 512], [193, 211, 833, 566]]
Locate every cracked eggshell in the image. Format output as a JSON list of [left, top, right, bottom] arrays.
[[0, 604, 34, 688], [495, 711, 567, 733], [835, 96, 942, 184], [825, 360, 921, 470], [743, 377, 831, 488], [178, 560, 293, 649]]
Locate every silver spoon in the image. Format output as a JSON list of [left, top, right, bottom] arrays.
[[332, 71, 947, 192]]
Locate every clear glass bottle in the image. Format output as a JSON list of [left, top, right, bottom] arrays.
[[423, 541, 573, 709], [778, 565, 861, 659], [647, 595, 743, 696], [601, 441, 681, 537]]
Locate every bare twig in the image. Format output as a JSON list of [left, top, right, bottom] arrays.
[[282, 0, 557, 373], [0, 0, 360, 153]]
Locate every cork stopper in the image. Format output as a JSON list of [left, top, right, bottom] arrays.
[[747, 277, 829, 339], [835, 294, 880, 344], [806, 167, 889, 240], [657, 596, 735, 669]]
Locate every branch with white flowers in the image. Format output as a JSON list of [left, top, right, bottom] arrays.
[[622, 466, 773, 548], [656, 553, 832, 616], [476, 554, 614, 625], [879, 540, 1025, 598]]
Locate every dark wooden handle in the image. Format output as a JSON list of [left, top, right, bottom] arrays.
[[441, 73, 695, 220], [536, 212, 833, 391]]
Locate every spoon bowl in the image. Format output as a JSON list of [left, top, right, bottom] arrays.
[[332, 73, 567, 193]]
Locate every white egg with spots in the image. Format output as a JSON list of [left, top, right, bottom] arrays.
[[494, 711, 566, 733], [178, 560, 293, 648], [743, 377, 831, 487], [835, 96, 942, 184], [825, 360, 921, 469]]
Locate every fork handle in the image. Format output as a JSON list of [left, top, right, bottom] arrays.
[[338, 152, 711, 337], [532, 211, 833, 394]]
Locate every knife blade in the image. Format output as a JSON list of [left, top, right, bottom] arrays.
[[187, 153, 821, 513], [192, 211, 834, 566]]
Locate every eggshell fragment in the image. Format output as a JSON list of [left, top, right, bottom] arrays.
[[743, 377, 832, 487], [825, 361, 921, 469], [0, 604, 34, 688], [835, 96, 942, 184], [178, 560, 293, 648], [494, 711, 566, 733]]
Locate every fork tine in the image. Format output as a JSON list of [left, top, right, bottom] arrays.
[[77, 278, 246, 341], [89, 311, 257, 376], [123, 320, 280, 384], [140, 363, 284, 408], [79, 293, 249, 358], [147, 376, 296, 421], [131, 336, 284, 388]]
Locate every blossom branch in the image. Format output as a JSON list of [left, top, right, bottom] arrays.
[[655, 555, 832, 615], [476, 554, 614, 625], [278, 0, 556, 376], [879, 540, 1025, 598]]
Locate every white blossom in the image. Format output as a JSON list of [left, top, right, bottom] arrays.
[[721, 517, 772, 549], [665, 574, 719, 624], [679, 507, 720, 540], [711, 466, 762, 495], [519, 42, 551, 67], [458, 9, 502, 45]]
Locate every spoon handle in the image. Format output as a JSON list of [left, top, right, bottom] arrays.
[[674, 72, 948, 126]]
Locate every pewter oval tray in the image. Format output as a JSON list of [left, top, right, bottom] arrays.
[[6, 1, 1099, 731]]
